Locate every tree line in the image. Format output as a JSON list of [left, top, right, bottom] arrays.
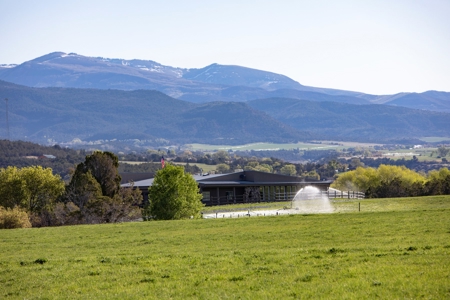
[[0, 151, 142, 228], [0, 140, 87, 180], [332, 165, 450, 198]]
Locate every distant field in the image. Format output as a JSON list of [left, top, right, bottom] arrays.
[[119, 161, 149, 165], [317, 140, 382, 148], [1, 196, 449, 299], [172, 162, 217, 172], [420, 136, 450, 142], [187, 142, 341, 151], [186, 141, 386, 152], [378, 148, 441, 161], [120, 161, 218, 173]]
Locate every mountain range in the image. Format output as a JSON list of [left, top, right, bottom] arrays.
[[1, 80, 449, 146], [0, 80, 306, 145], [0, 52, 449, 147], [1, 52, 449, 112]]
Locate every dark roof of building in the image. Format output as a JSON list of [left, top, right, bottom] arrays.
[[121, 170, 332, 188], [120, 172, 155, 184]]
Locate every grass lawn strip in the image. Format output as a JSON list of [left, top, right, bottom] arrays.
[[1, 195, 449, 299]]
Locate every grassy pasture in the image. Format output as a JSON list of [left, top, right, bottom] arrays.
[[201, 195, 450, 214], [119, 161, 218, 173], [186, 141, 384, 152], [1, 196, 450, 299], [171, 162, 217, 173], [187, 142, 340, 151], [377, 148, 440, 162], [420, 136, 450, 143], [119, 161, 150, 165]]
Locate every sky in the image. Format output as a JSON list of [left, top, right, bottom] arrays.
[[1, 0, 449, 95]]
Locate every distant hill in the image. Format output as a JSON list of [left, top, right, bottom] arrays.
[[247, 97, 450, 142], [0, 80, 307, 145], [1, 80, 449, 145], [0, 139, 86, 179], [370, 91, 450, 112]]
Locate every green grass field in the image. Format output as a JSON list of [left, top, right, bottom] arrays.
[[187, 142, 341, 151], [186, 141, 386, 152], [1, 196, 449, 299], [420, 136, 450, 143], [172, 162, 218, 173], [377, 148, 440, 161]]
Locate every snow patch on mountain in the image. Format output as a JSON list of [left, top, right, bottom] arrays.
[[0, 64, 17, 68]]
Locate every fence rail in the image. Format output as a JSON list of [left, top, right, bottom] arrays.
[[326, 190, 365, 199], [204, 190, 364, 206]]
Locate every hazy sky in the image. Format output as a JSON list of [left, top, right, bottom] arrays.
[[1, 0, 449, 95]]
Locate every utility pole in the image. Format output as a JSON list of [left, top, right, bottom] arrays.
[[5, 98, 9, 140]]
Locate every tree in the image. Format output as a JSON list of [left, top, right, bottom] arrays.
[[280, 164, 297, 176], [0, 166, 64, 214], [304, 170, 320, 180], [216, 163, 230, 174], [73, 151, 121, 198], [349, 158, 364, 170], [146, 164, 203, 220], [64, 171, 103, 212], [0, 167, 28, 210], [20, 166, 65, 214], [332, 164, 426, 198], [212, 150, 229, 163], [437, 146, 450, 157], [62, 151, 141, 224], [244, 161, 259, 171], [425, 168, 450, 195], [255, 164, 272, 173]]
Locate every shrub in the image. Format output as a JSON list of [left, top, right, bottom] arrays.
[[0, 206, 32, 229]]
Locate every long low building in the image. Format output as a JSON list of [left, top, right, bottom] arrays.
[[121, 170, 333, 206]]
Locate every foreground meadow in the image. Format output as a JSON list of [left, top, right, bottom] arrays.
[[1, 196, 450, 299]]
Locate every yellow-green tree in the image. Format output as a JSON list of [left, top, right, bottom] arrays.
[[256, 164, 273, 173], [0, 206, 32, 229], [427, 168, 450, 181], [216, 163, 230, 174], [0, 166, 64, 214], [332, 164, 425, 195], [280, 164, 297, 176]]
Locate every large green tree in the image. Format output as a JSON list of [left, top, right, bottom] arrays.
[[0, 166, 64, 214], [146, 164, 203, 220]]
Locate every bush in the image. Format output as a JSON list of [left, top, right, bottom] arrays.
[[0, 206, 32, 229]]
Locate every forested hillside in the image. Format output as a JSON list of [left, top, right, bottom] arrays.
[[0, 80, 306, 145], [248, 98, 450, 141], [0, 140, 86, 179], [1, 79, 449, 146]]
